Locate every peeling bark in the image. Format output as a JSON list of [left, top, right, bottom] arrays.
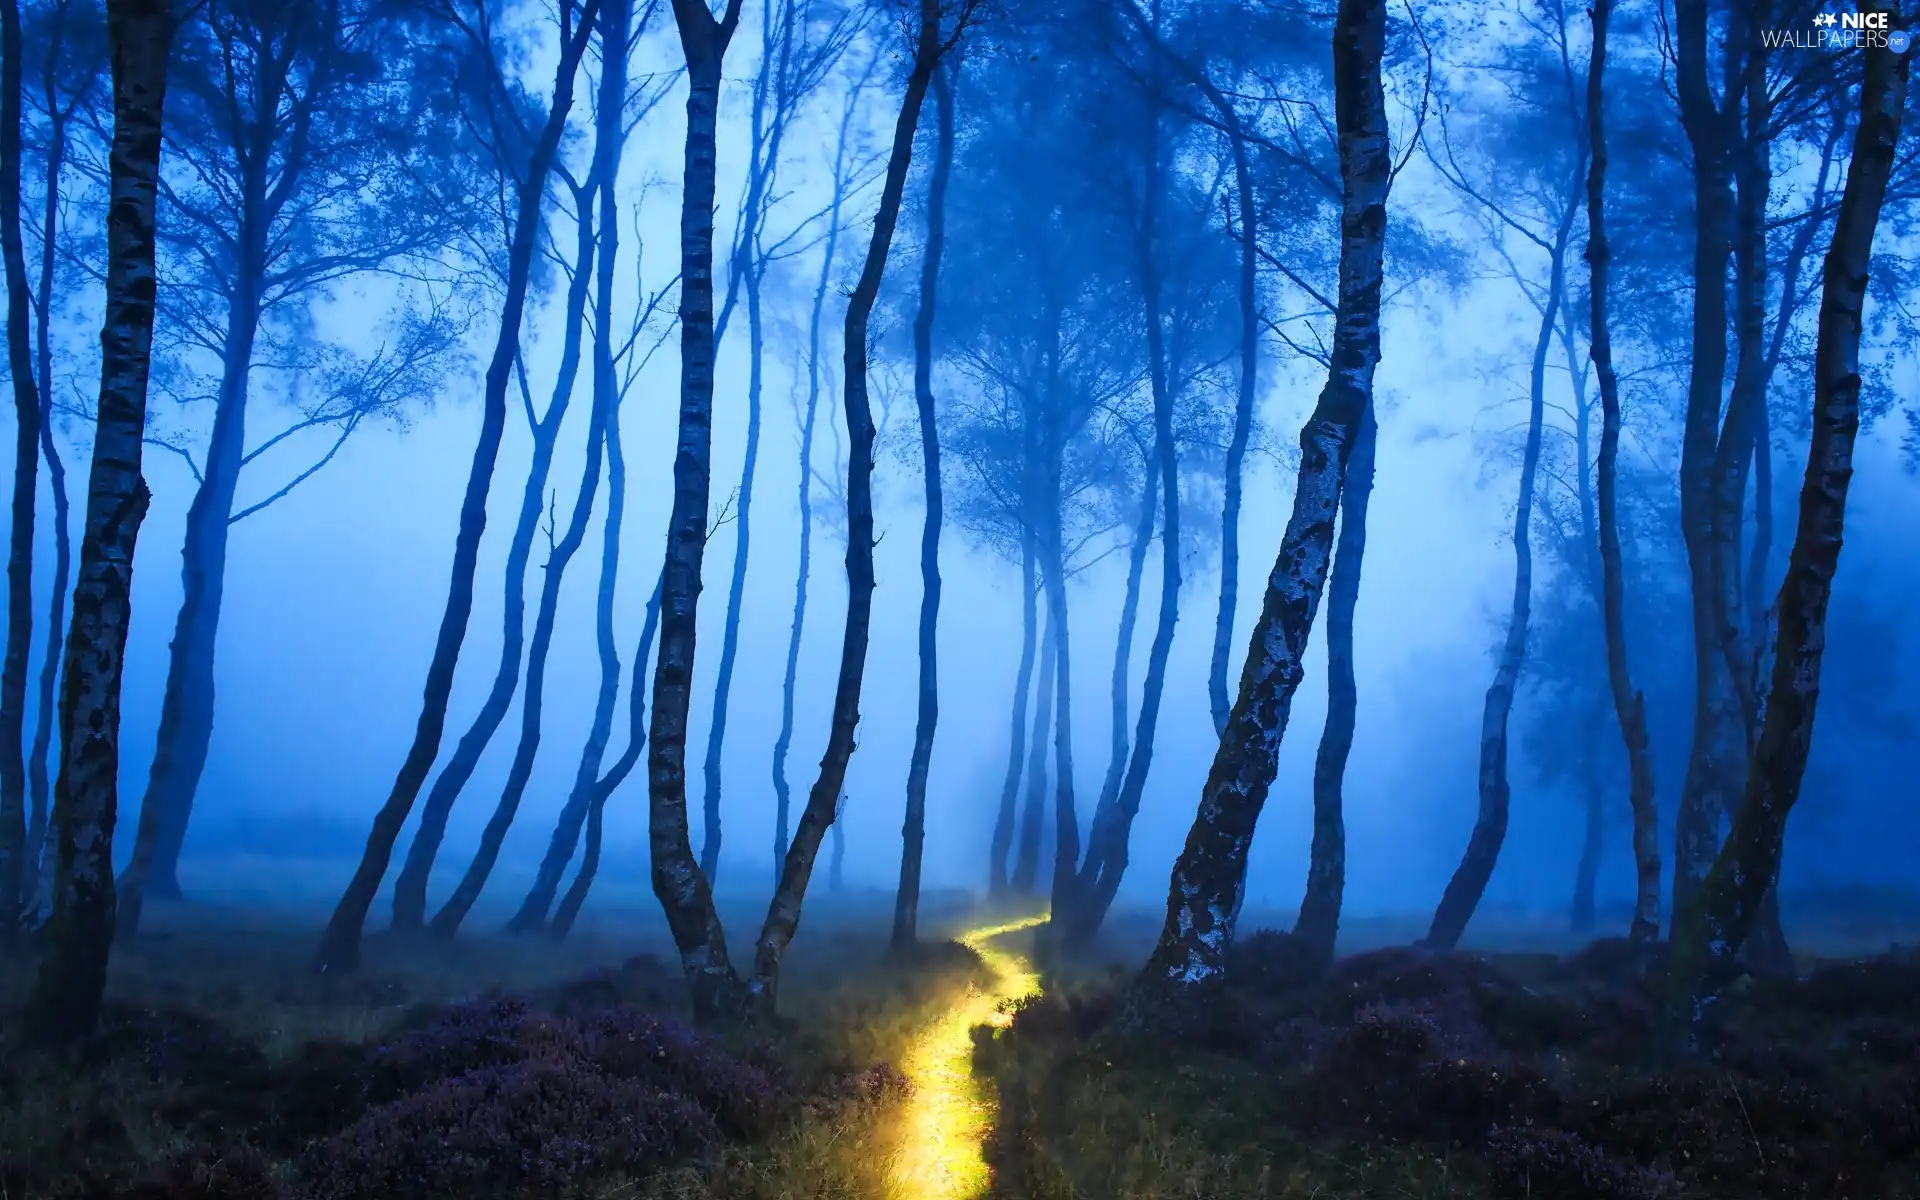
[[1131, 0, 1387, 1010], [1295, 399, 1374, 964], [25, 0, 174, 1040], [893, 58, 953, 951], [648, 0, 748, 1021], [1586, 0, 1661, 943], [1665, 26, 1907, 1043], [314, 0, 598, 976]]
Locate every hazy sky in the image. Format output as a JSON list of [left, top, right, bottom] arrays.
[[14, 6, 1918, 938]]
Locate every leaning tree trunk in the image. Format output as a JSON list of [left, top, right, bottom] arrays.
[[1670, 0, 1741, 930], [747, 0, 948, 1017], [1042, 499, 1080, 921], [774, 71, 861, 879], [24, 0, 173, 1041], [1665, 26, 1907, 1044], [117, 228, 264, 937], [893, 57, 953, 951], [1294, 399, 1375, 965], [1129, 0, 1388, 1017], [551, 569, 664, 940], [1093, 470, 1154, 846], [1013, 615, 1056, 896], [25, 46, 75, 922], [432, 237, 615, 940], [649, 0, 748, 1022], [1209, 106, 1257, 742], [1425, 174, 1577, 951], [314, 1, 598, 976], [391, 189, 600, 931], [1064, 122, 1181, 946], [512, 1, 634, 933], [988, 519, 1039, 897], [0, 0, 41, 936], [1587, 0, 1661, 942]]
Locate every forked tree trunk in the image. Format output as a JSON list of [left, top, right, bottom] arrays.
[[0, 0, 40, 935], [314, 0, 599, 976], [1094, 471, 1154, 839], [1426, 168, 1579, 952], [1294, 399, 1375, 965], [747, 0, 950, 1017], [893, 57, 954, 950], [25, 0, 174, 1040], [514, 5, 634, 930], [649, 0, 748, 1022], [1130, 0, 1388, 1015], [774, 59, 864, 880], [1586, 0, 1661, 942], [431, 220, 616, 943], [1665, 27, 1907, 1043], [551, 569, 663, 940], [1209, 107, 1257, 743], [1670, 0, 1742, 929], [391, 195, 600, 931]]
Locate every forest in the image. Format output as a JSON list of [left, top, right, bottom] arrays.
[[1, 0, 1918, 1196]]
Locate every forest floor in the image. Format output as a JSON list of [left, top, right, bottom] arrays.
[[2, 889, 1918, 1200]]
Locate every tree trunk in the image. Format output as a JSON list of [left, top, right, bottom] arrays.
[[1587, 0, 1661, 943], [1570, 692, 1609, 935], [118, 215, 265, 935], [25, 26, 76, 924], [1043, 507, 1079, 920], [1209, 108, 1257, 742], [391, 195, 599, 931], [1062, 118, 1181, 947], [774, 57, 862, 882], [700, 2, 791, 886], [829, 792, 845, 892], [1665, 27, 1907, 1042], [24, 0, 173, 1040], [893, 58, 953, 951], [1426, 166, 1578, 952], [1295, 399, 1375, 964], [1130, 0, 1387, 1013], [551, 569, 663, 940], [1013, 614, 1055, 895], [1670, 0, 1742, 930], [514, 7, 633, 931], [747, 0, 947, 1017], [1093, 470, 1154, 847], [432, 217, 614, 941], [0, 0, 40, 935], [988, 515, 1039, 898], [648, 0, 747, 1022], [313, 1, 598, 975]]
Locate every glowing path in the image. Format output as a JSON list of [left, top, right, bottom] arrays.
[[887, 913, 1049, 1200]]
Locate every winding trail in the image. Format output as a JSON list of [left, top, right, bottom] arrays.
[[887, 914, 1048, 1199]]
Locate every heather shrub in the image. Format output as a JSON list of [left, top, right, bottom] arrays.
[[1486, 1126, 1675, 1200], [300, 1057, 717, 1200]]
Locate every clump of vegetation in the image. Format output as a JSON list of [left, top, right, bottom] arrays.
[[983, 937, 1920, 1199]]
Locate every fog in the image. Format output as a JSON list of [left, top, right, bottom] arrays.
[[10, 0, 1919, 959]]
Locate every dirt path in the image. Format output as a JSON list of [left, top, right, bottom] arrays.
[[886, 914, 1047, 1199]]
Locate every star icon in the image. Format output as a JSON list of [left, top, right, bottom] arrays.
[[1815, 11, 1838, 25]]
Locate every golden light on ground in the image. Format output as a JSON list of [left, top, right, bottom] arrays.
[[887, 913, 1049, 1200]]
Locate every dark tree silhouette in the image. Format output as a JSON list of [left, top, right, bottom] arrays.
[[313, 0, 599, 975], [25, 0, 176, 1042]]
